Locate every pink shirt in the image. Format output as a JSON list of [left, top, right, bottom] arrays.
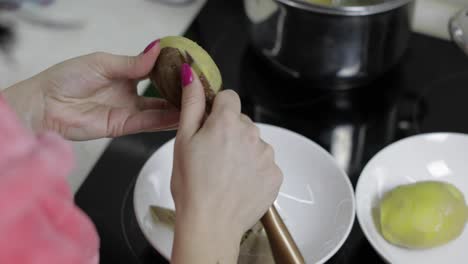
[[0, 96, 100, 264]]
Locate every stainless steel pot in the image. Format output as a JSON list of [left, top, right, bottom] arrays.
[[243, 0, 415, 90]]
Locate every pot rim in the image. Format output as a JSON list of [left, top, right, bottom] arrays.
[[275, 0, 414, 16]]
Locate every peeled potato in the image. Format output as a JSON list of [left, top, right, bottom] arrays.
[[149, 36, 223, 112], [379, 181, 467, 249]]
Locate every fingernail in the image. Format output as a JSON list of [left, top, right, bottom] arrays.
[[143, 39, 160, 54], [181, 63, 193, 87]]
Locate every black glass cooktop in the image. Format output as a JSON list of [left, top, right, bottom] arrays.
[[75, 1, 468, 263]]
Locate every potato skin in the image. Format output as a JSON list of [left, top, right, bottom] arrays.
[[150, 47, 185, 109], [150, 47, 218, 113]]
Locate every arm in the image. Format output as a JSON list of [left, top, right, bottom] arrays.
[[172, 210, 241, 264], [169, 64, 283, 263], [1, 39, 179, 141], [1, 76, 45, 132], [0, 38, 172, 264]]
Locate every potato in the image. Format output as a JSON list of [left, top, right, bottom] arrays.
[[378, 181, 467, 249], [149, 36, 223, 112]]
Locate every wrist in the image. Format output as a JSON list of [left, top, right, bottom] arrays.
[[1, 77, 45, 133], [172, 208, 242, 264]]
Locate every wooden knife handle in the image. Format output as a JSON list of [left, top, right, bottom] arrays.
[[261, 206, 305, 264]]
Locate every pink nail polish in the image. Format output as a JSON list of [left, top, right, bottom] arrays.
[[143, 39, 160, 54], [181, 63, 193, 87]]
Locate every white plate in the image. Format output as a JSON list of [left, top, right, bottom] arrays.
[[356, 133, 468, 264], [134, 123, 355, 264]]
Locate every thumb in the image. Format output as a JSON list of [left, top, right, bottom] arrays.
[[178, 63, 206, 139], [89, 39, 161, 79]]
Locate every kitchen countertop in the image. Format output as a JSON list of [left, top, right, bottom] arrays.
[[0, 0, 206, 193], [0, 0, 467, 195]]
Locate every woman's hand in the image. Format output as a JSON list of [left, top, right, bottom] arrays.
[[170, 64, 283, 264], [1, 39, 180, 141]]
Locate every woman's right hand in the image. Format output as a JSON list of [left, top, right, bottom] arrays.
[[170, 64, 283, 264]]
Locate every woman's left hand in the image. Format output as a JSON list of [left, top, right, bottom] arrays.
[[2, 39, 180, 141]]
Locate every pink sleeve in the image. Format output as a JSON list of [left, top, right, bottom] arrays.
[[0, 96, 100, 264]]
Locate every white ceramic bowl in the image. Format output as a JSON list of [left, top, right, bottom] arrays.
[[356, 133, 468, 264], [134, 123, 355, 264]]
